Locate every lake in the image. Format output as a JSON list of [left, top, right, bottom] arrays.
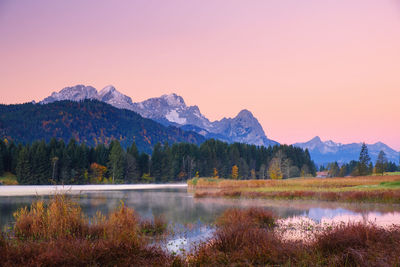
[[1, 185, 400, 252]]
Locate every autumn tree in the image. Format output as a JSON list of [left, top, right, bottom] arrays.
[[90, 162, 107, 183], [213, 168, 219, 178], [339, 165, 347, 177], [328, 162, 340, 177], [231, 165, 239, 179], [268, 157, 283, 179]]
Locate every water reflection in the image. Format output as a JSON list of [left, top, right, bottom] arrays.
[[0, 188, 400, 247]]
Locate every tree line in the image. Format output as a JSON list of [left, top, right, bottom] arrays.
[[0, 138, 316, 185], [322, 143, 399, 177]]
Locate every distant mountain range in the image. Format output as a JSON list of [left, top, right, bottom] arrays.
[[0, 100, 205, 153], [41, 85, 278, 147], [294, 136, 399, 165], [18, 84, 399, 165]]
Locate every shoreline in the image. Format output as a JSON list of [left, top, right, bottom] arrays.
[[0, 183, 188, 196]]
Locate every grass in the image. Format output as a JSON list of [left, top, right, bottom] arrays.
[[187, 208, 400, 266], [1, 195, 178, 266], [189, 175, 400, 203], [2, 197, 400, 266], [0, 172, 18, 185], [383, 171, 400, 176]]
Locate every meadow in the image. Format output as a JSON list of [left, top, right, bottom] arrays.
[[189, 175, 400, 203]]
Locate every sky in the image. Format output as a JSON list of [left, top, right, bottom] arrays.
[[0, 0, 399, 150]]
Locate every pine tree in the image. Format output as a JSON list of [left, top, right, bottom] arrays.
[[0, 152, 4, 177], [150, 143, 163, 182], [0, 140, 5, 176], [375, 150, 387, 175], [108, 141, 125, 183], [357, 142, 371, 176], [16, 147, 32, 184]]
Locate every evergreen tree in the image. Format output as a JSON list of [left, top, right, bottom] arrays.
[[150, 143, 163, 182], [375, 150, 388, 175], [357, 142, 371, 176], [16, 147, 32, 184], [339, 165, 347, 177], [108, 141, 125, 183], [125, 142, 140, 182], [328, 162, 340, 177], [138, 153, 150, 177], [125, 153, 139, 183]]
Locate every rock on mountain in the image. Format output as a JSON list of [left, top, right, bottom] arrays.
[[41, 85, 278, 147], [41, 85, 99, 103], [41, 85, 134, 111], [209, 110, 278, 147], [294, 136, 399, 165], [131, 93, 212, 129]]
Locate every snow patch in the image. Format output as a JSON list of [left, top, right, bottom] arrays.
[[166, 109, 187, 124]]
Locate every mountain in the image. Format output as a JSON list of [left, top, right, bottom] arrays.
[[0, 100, 205, 153], [42, 84, 134, 111], [294, 136, 399, 165], [40, 85, 278, 147]]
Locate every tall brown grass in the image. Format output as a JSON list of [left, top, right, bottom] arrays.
[[190, 175, 400, 189], [3, 196, 400, 266], [188, 208, 400, 266], [2, 195, 179, 266], [195, 189, 400, 203]]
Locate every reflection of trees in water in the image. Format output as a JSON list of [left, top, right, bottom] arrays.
[[1, 190, 400, 229]]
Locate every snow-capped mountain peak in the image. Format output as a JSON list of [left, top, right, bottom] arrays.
[[98, 85, 133, 110], [41, 85, 98, 104], [160, 93, 186, 108], [99, 85, 116, 95], [40, 85, 278, 147]]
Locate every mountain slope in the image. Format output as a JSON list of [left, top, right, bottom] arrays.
[[40, 85, 278, 147], [0, 100, 205, 153], [294, 136, 399, 165]]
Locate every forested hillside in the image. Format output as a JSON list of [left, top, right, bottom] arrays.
[[0, 138, 316, 185], [0, 100, 204, 153]]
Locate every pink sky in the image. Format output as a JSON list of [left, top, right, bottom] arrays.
[[0, 0, 399, 150]]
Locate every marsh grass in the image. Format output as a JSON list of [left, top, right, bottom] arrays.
[[191, 176, 400, 203], [188, 208, 400, 266], [2, 195, 179, 266], [2, 198, 400, 266]]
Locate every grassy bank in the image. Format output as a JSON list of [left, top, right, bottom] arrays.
[[1, 197, 400, 266], [189, 175, 400, 203]]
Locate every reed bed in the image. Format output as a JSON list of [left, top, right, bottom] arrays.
[[191, 175, 400, 203], [190, 175, 400, 189], [1, 195, 178, 266], [2, 196, 400, 266], [188, 208, 400, 266]]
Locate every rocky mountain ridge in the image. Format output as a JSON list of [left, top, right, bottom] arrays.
[[294, 136, 399, 165], [41, 85, 278, 147]]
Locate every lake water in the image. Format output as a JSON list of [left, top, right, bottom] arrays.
[[1, 185, 400, 252]]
